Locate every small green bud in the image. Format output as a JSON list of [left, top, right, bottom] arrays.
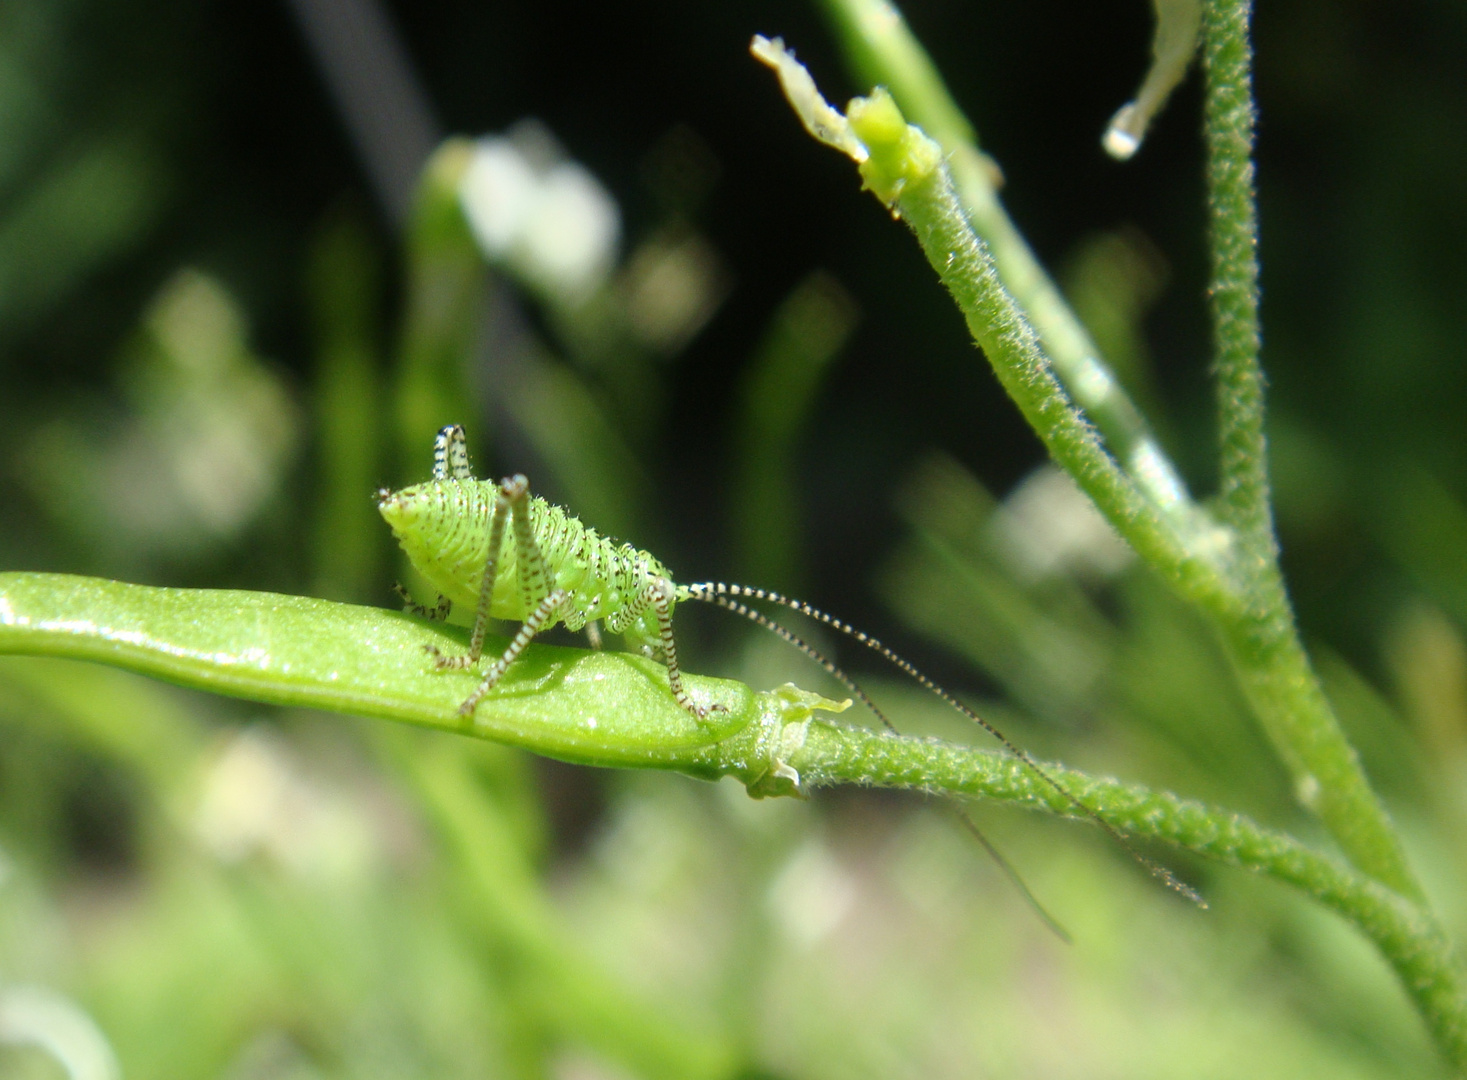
[[743, 684, 850, 799], [848, 89, 944, 207]]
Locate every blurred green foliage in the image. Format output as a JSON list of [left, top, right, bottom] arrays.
[[1, 0, 1466, 1076]]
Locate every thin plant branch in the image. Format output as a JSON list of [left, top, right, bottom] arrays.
[[818, 0, 1195, 519]]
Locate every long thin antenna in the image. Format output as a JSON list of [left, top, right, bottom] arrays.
[[685, 585, 1073, 939], [954, 808, 1072, 944], [680, 581, 1205, 908], [685, 586, 899, 734]]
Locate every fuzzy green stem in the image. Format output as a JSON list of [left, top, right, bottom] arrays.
[[837, 73, 1425, 904], [774, 720, 1467, 1070], [819, 0, 1193, 517], [815, 0, 1415, 895], [1193, 0, 1424, 902], [847, 119, 1232, 616], [807, 0, 1417, 897], [1201, 0, 1269, 541], [1213, 592, 1426, 901], [755, 29, 1454, 1061]]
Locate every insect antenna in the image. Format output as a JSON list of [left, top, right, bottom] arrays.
[[680, 581, 1206, 909], [954, 808, 1071, 944], [680, 583, 899, 734], [679, 582, 1075, 939]]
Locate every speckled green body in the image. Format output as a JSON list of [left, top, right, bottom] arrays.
[[379, 478, 674, 651]]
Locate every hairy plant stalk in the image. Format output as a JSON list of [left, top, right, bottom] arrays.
[[787, 0, 1427, 908], [1201, 0, 1268, 540], [779, 720, 1467, 1070], [1195, 0, 1423, 902], [752, 25, 1460, 1062], [819, 0, 1192, 517], [873, 125, 1419, 900]]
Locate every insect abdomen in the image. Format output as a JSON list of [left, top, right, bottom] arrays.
[[525, 498, 673, 645]]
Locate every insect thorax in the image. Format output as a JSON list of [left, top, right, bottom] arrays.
[[380, 479, 673, 648]]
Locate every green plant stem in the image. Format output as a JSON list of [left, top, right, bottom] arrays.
[[857, 139, 1232, 616], [757, 29, 1457, 1064], [833, 79, 1427, 905], [1201, 0, 1268, 541], [1192, 0, 1425, 902], [780, 721, 1467, 1071], [819, 0, 1193, 517], [815, 0, 1418, 895], [1213, 591, 1427, 901]]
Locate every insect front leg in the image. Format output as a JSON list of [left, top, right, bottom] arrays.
[[617, 577, 722, 722], [426, 475, 521, 669], [457, 587, 570, 716]]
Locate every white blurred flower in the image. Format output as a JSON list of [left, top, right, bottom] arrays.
[[991, 464, 1133, 581], [458, 138, 536, 257], [192, 726, 376, 883], [767, 839, 857, 948], [459, 125, 620, 307]]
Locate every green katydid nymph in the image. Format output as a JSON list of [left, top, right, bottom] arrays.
[[378, 424, 1203, 909]]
